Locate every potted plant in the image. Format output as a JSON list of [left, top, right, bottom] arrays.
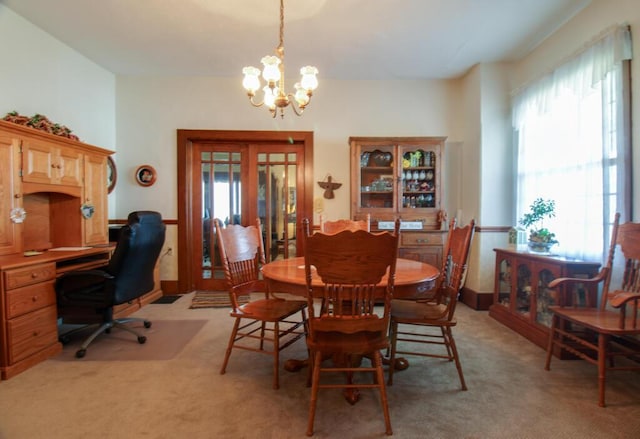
[[518, 198, 558, 253]]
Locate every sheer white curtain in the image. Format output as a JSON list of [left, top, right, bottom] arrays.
[[512, 25, 632, 262]]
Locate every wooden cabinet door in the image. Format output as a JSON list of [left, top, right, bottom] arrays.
[[21, 139, 82, 186], [57, 146, 83, 187], [21, 138, 54, 184], [0, 135, 23, 255], [532, 261, 562, 327], [83, 153, 109, 245]]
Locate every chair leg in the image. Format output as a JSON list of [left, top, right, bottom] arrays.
[[260, 321, 266, 351], [373, 350, 393, 436], [545, 315, 558, 371], [387, 320, 398, 385], [273, 321, 280, 390], [77, 322, 114, 353], [445, 327, 467, 391], [442, 326, 453, 358], [220, 317, 241, 375], [307, 351, 322, 437], [598, 334, 608, 407]]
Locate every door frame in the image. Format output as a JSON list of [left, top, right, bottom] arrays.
[[177, 129, 314, 294]]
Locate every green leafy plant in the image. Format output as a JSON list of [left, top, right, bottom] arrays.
[[518, 198, 558, 245]]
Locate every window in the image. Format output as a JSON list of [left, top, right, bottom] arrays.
[[512, 25, 632, 262]]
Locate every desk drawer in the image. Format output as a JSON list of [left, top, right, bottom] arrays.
[[7, 305, 58, 364], [6, 281, 56, 319], [4, 263, 56, 290], [401, 231, 445, 247]]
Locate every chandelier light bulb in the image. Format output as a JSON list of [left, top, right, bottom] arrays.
[[294, 83, 310, 107], [263, 86, 277, 109], [261, 55, 281, 85], [300, 66, 319, 92], [242, 66, 261, 94]]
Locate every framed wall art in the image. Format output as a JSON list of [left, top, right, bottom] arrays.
[[135, 164, 157, 187]]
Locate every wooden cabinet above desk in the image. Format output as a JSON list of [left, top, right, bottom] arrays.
[[0, 119, 113, 255]]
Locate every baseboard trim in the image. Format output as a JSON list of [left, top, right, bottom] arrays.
[[460, 286, 493, 310]]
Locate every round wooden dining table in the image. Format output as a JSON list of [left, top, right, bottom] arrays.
[[261, 256, 440, 401], [261, 256, 439, 299]]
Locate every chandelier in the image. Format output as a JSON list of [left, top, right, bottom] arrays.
[[242, 0, 319, 118]]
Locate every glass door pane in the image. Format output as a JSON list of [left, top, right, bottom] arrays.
[[258, 152, 297, 261], [400, 146, 437, 210], [202, 151, 242, 283], [359, 146, 394, 210]]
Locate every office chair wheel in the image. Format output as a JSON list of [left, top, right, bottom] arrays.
[[138, 336, 147, 344], [75, 349, 87, 358], [144, 321, 152, 328], [59, 335, 70, 345]]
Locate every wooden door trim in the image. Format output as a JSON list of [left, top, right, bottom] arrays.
[[177, 129, 314, 294]]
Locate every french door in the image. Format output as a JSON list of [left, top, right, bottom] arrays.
[[177, 130, 314, 293]]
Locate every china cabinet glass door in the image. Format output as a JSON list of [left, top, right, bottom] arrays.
[[535, 267, 557, 327], [497, 257, 512, 308], [399, 145, 439, 211], [357, 145, 395, 211], [516, 263, 532, 317]]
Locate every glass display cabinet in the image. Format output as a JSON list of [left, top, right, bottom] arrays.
[[489, 248, 600, 355], [349, 137, 448, 268], [350, 137, 446, 226]]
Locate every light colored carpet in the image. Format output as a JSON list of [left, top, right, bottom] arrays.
[[189, 290, 249, 308], [0, 292, 639, 438], [54, 319, 208, 361]]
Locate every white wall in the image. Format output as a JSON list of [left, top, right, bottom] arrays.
[[0, 4, 117, 213], [114, 77, 459, 220]]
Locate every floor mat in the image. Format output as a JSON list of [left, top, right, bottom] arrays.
[[151, 295, 183, 304], [189, 291, 248, 308], [55, 319, 207, 361]]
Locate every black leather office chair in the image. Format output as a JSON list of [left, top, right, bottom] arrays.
[[56, 211, 166, 358]]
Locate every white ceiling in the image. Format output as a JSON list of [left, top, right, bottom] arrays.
[[2, 0, 591, 80]]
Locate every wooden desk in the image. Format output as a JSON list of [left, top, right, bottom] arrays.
[[262, 257, 439, 298], [0, 246, 116, 380]]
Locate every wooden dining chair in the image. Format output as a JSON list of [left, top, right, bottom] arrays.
[[215, 218, 308, 390], [302, 218, 399, 436], [387, 218, 475, 389], [319, 213, 370, 233], [545, 213, 640, 407]]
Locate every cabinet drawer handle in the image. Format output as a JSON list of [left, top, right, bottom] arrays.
[[31, 273, 39, 279], [32, 296, 38, 302], [416, 238, 429, 243], [33, 331, 39, 337]]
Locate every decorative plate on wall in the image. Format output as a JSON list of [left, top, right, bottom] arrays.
[[107, 156, 117, 193], [135, 164, 157, 187]]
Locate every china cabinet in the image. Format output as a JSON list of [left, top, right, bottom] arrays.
[[489, 248, 600, 355], [349, 137, 447, 268]]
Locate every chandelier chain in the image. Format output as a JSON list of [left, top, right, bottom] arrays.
[[279, 0, 285, 50]]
